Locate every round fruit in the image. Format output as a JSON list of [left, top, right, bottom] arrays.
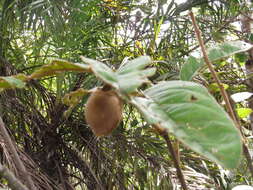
[[85, 88, 123, 136]]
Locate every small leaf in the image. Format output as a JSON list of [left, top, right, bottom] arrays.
[[62, 88, 88, 107], [209, 83, 229, 92], [30, 59, 90, 79], [208, 41, 253, 61], [0, 74, 27, 90], [180, 56, 204, 81], [117, 56, 152, 74], [81, 56, 155, 94], [236, 108, 253, 118], [117, 56, 155, 93], [117, 68, 156, 93], [81, 56, 118, 88], [62, 88, 89, 118], [132, 81, 242, 169], [180, 41, 253, 81]]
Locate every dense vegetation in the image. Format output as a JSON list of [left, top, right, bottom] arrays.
[[0, 0, 252, 189]]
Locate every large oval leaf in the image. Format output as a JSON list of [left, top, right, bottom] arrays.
[[132, 80, 242, 169]]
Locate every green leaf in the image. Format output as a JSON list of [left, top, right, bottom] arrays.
[[62, 88, 88, 107], [132, 80, 242, 169], [62, 88, 89, 118], [179, 56, 204, 81], [117, 56, 155, 93], [209, 83, 229, 92], [81, 56, 155, 94], [208, 41, 248, 61], [117, 56, 152, 74], [180, 41, 253, 81], [236, 108, 252, 119], [30, 59, 90, 79], [117, 68, 156, 93], [0, 74, 27, 90], [234, 53, 248, 63], [81, 56, 118, 88]]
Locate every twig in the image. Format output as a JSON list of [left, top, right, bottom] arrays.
[[189, 11, 236, 121], [243, 144, 253, 176], [0, 116, 36, 189], [0, 162, 29, 190], [161, 132, 188, 190], [183, 12, 240, 57], [189, 11, 253, 176]]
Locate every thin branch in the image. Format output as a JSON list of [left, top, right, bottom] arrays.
[[161, 132, 188, 190], [0, 116, 36, 189], [189, 11, 253, 177], [173, 0, 209, 15], [189, 11, 237, 123], [243, 144, 253, 176], [183, 13, 240, 57], [0, 162, 29, 190]]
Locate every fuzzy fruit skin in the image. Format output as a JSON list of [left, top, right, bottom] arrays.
[[85, 89, 123, 136]]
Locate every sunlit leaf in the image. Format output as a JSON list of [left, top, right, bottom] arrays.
[[208, 41, 252, 61], [209, 83, 229, 92], [0, 74, 27, 90], [236, 108, 252, 119], [232, 185, 253, 190], [132, 80, 242, 169], [30, 59, 90, 79], [180, 41, 253, 81], [62, 88, 88, 107]]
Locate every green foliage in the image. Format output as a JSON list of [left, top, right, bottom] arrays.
[[63, 55, 241, 169], [0, 74, 27, 90], [0, 0, 251, 189], [132, 81, 241, 169], [180, 41, 253, 81], [81, 56, 155, 93], [209, 83, 229, 92], [0, 54, 243, 169], [62, 88, 89, 118], [236, 108, 253, 119], [30, 59, 90, 79]]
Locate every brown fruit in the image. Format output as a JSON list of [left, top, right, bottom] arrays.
[[85, 88, 123, 136]]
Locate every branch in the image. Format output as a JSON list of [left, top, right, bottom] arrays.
[[173, 0, 209, 15], [189, 11, 253, 177], [162, 133, 188, 190], [0, 163, 29, 190], [155, 125, 188, 190], [189, 11, 237, 123], [0, 117, 36, 189]]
